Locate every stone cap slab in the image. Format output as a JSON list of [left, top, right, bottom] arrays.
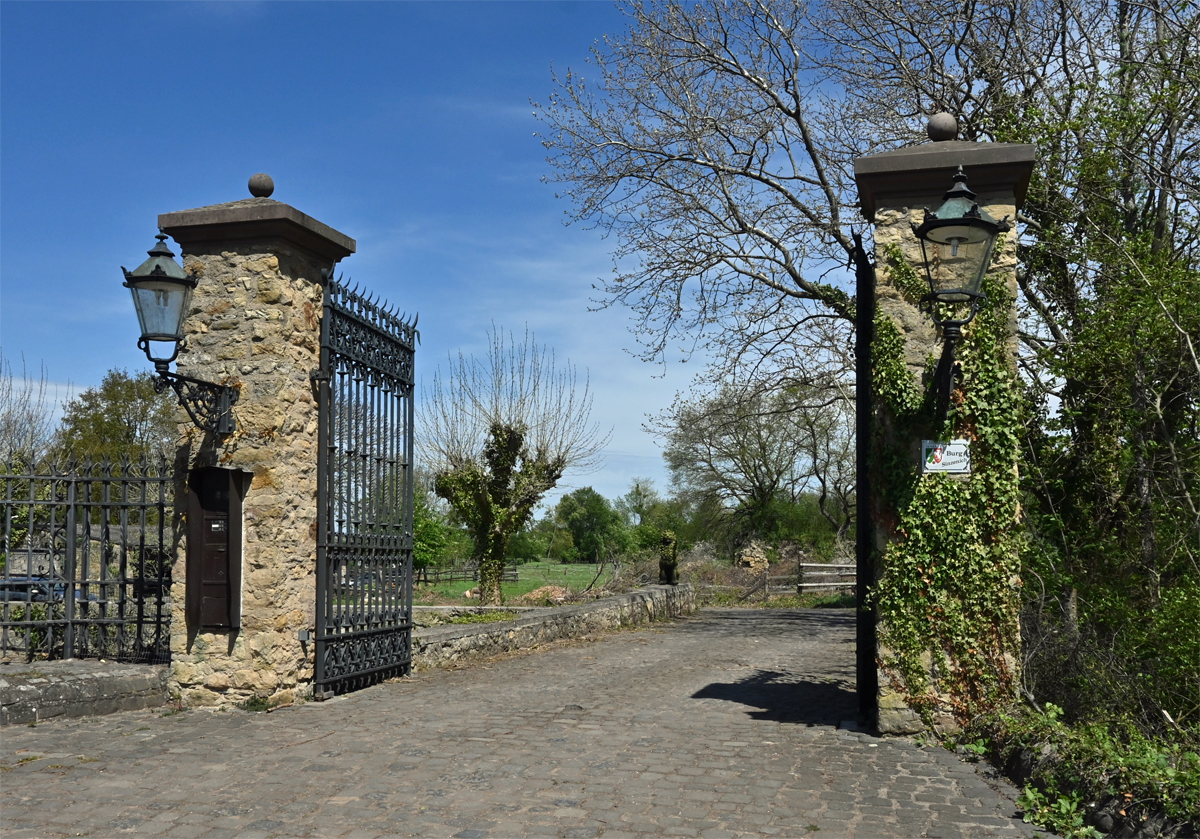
[[159, 197, 356, 266], [854, 140, 1036, 220]]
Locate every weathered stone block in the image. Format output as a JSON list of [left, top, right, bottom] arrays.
[[0, 662, 169, 726]]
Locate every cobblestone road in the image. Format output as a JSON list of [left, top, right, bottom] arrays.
[[1, 609, 1045, 839]]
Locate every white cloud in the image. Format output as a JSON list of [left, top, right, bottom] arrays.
[[354, 212, 702, 506]]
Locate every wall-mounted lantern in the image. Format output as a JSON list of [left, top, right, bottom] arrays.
[[912, 166, 1010, 424], [123, 233, 237, 435]]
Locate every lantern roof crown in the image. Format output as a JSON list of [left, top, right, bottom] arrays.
[[123, 233, 193, 285]]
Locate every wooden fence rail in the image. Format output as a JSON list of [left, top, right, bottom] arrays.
[[768, 563, 856, 593], [416, 567, 519, 585]]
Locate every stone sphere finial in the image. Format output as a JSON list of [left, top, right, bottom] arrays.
[[248, 173, 275, 198], [927, 113, 958, 141]]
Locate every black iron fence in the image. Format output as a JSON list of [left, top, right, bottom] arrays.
[[1, 456, 172, 663]]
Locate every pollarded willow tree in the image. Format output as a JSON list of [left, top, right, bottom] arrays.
[[539, 0, 1200, 734], [419, 327, 607, 604]]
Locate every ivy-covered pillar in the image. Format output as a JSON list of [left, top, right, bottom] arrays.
[[853, 118, 1035, 734]]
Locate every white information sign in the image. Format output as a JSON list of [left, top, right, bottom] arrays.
[[922, 439, 972, 474]]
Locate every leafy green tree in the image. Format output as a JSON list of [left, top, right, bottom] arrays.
[[542, 518, 577, 562], [615, 478, 658, 527], [554, 487, 628, 563], [54, 369, 175, 460], [505, 518, 552, 563], [615, 478, 677, 551], [655, 382, 853, 551], [637, 495, 694, 551], [412, 487, 448, 571], [1016, 119, 1200, 727], [420, 327, 607, 604]]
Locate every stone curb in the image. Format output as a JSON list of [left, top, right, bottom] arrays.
[[413, 584, 696, 669], [0, 660, 169, 726]]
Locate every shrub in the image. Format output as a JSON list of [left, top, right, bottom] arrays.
[[964, 703, 1199, 837]]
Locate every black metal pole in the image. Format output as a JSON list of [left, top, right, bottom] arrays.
[[313, 273, 334, 697], [934, 325, 961, 428], [853, 233, 878, 727], [64, 476, 77, 659]]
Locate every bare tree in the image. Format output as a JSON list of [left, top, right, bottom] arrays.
[[419, 327, 608, 604], [654, 380, 854, 546], [0, 351, 55, 461], [538, 3, 887, 378], [538, 0, 1197, 388]]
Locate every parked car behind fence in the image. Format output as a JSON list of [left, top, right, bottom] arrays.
[[0, 576, 97, 603]]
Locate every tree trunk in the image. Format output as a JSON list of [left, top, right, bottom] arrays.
[[1133, 359, 1160, 607], [477, 535, 507, 605], [1063, 587, 1079, 639]]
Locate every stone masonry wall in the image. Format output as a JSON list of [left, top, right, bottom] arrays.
[[413, 585, 697, 670], [871, 194, 1021, 735], [168, 241, 328, 709], [0, 661, 169, 726]]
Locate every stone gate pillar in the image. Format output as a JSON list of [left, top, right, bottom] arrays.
[[160, 176, 354, 708], [854, 122, 1035, 733]]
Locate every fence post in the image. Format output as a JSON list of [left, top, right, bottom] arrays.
[[63, 474, 76, 659]]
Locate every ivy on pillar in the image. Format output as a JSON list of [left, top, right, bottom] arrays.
[[853, 118, 1035, 734]]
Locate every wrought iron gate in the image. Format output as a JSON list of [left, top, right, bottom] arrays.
[[313, 276, 417, 696]]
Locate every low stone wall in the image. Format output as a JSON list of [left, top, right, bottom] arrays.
[[412, 605, 549, 628], [0, 661, 169, 726], [414, 584, 696, 669]]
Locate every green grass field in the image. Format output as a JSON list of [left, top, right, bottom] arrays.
[[413, 561, 615, 605], [412, 560, 854, 609]]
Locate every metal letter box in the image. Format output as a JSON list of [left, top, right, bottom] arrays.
[[186, 467, 248, 630]]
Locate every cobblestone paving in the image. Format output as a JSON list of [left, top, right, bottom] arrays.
[[0, 609, 1047, 839]]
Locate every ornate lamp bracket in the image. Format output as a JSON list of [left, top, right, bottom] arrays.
[[151, 368, 238, 437]]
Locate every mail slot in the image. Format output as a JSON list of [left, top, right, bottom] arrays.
[[187, 467, 248, 630]]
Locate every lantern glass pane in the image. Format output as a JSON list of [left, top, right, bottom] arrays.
[[923, 233, 995, 302], [129, 280, 193, 340]]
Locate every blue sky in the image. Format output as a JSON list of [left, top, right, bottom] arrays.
[[1, 0, 697, 507]]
